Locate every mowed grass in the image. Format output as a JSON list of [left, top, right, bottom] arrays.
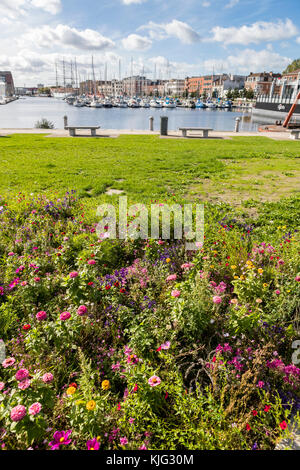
[[0, 133, 300, 205]]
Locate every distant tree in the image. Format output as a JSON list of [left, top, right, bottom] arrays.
[[232, 88, 240, 99], [226, 88, 233, 99], [283, 59, 300, 74], [35, 118, 54, 129], [183, 89, 189, 98], [212, 90, 218, 98], [38, 87, 51, 95]]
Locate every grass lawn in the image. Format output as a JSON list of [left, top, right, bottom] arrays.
[[0, 134, 299, 206]]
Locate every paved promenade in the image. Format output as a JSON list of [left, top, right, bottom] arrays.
[[0, 128, 297, 141]]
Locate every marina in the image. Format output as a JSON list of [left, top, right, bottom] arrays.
[[0, 97, 261, 131]]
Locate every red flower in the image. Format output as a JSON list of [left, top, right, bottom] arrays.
[[133, 384, 138, 393], [156, 346, 162, 352], [246, 424, 251, 431], [119, 288, 126, 294], [264, 405, 271, 412], [117, 403, 121, 411], [69, 382, 77, 389], [252, 410, 258, 416], [165, 392, 169, 400], [279, 421, 287, 430], [23, 324, 31, 331], [105, 285, 111, 290]]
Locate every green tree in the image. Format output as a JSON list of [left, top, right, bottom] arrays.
[[283, 59, 300, 74]]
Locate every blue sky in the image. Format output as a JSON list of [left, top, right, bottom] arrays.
[[0, 0, 299, 86]]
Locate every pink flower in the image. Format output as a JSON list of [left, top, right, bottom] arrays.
[[18, 379, 31, 390], [0, 382, 5, 391], [86, 438, 100, 450], [42, 373, 54, 383], [10, 405, 26, 422], [8, 252, 15, 257], [88, 259, 96, 265], [166, 274, 177, 282], [69, 271, 79, 279], [120, 437, 128, 446], [171, 289, 181, 298], [2, 357, 15, 368], [34, 277, 40, 282], [275, 289, 281, 295], [295, 276, 300, 282], [181, 263, 194, 270], [148, 375, 161, 387], [77, 305, 87, 316], [213, 295, 222, 304], [36, 310, 47, 321], [257, 381, 265, 388], [161, 341, 171, 350], [49, 430, 72, 450], [60, 311, 71, 321], [15, 368, 29, 382], [28, 402, 42, 416], [139, 444, 148, 450]]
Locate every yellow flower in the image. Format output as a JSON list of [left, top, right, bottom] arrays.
[[240, 275, 245, 280], [263, 283, 268, 288], [102, 380, 110, 391], [166, 258, 171, 263], [66, 386, 76, 396], [258, 268, 263, 274], [234, 276, 239, 280], [86, 400, 96, 411], [231, 265, 237, 270]]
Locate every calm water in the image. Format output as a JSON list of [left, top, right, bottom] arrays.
[[0, 97, 262, 131]]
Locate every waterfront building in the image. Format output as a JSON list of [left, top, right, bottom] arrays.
[[164, 79, 185, 96], [0, 71, 15, 96], [244, 72, 281, 95], [212, 74, 246, 98]]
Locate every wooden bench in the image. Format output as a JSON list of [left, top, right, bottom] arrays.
[[290, 130, 300, 140], [65, 126, 100, 137], [179, 127, 213, 138]]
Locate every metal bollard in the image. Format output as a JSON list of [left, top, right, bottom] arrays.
[[149, 116, 154, 131], [63, 115, 68, 129], [160, 116, 168, 136], [234, 117, 240, 133]]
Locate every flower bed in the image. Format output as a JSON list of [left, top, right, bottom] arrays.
[[0, 193, 299, 450]]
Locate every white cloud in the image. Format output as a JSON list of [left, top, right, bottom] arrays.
[[139, 19, 201, 44], [224, 0, 239, 8], [122, 34, 152, 50], [0, 0, 61, 18], [296, 37, 300, 44], [30, 0, 61, 15], [122, 0, 147, 3], [21, 24, 115, 51], [204, 48, 291, 74], [202, 1, 211, 6], [210, 19, 298, 45]]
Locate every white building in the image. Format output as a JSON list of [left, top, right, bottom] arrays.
[[164, 79, 185, 96], [212, 74, 246, 98]]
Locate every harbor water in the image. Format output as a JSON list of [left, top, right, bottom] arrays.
[[0, 97, 263, 131]]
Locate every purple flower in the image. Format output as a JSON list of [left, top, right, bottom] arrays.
[[87, 438, 100, 450], [49, 430, 72, 450]]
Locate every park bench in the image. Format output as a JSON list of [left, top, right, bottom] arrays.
[[290, 130, 300, 140], [179, 127, 213, 138], [65, 126, 100, 137]]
